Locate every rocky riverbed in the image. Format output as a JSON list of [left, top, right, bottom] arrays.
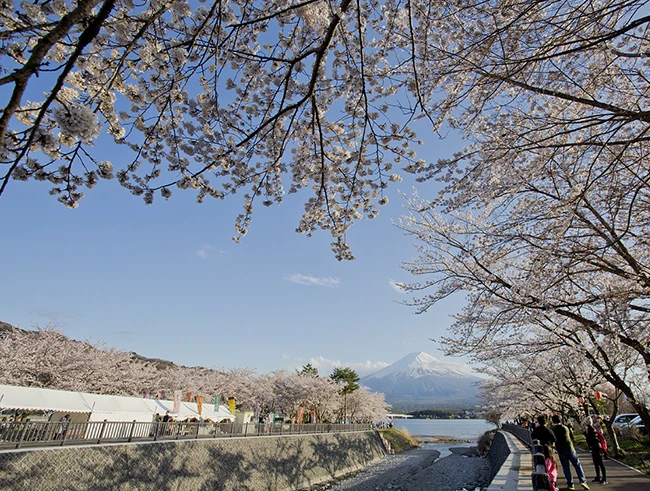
[[302, 445, 491, 491]]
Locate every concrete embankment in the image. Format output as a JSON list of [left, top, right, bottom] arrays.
[[0, 431, 386, 490], [486, 431, 533, 491]]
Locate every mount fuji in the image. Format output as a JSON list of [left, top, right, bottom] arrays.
[[360, 352, 482, 409]]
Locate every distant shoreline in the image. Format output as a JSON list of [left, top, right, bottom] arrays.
[[416, 435, 474, 444]]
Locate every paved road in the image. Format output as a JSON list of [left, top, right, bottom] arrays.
[[556, 450, 650, 491]]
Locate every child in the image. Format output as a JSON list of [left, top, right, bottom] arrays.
[[543, 444, 559, 491]]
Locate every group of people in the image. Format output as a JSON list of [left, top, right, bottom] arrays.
[[532, 414, 609, 491]]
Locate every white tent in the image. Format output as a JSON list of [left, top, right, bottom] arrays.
[[83, 393, 159, 423], [0, 385, 234, 423], [0, 384, 92, 415], [149, 399, 234, 422]]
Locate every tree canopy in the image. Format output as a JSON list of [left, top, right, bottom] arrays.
[[4, 0, 648, 258], [330, 366, 360, 395], [393, 0, 650, 428], [2, 0, 649, 425]]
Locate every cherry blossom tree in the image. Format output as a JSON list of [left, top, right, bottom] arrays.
[[345, 386, 389, 422], [399, 185, 650, 429], [478, 346, 608, 420], [398, 0, 650, 420], [0, 0, 427, 259], [0, 324, 158, 394], [272, 370, 341, 422], [0, 324, 388, 422], [3, 1, 648, 261]]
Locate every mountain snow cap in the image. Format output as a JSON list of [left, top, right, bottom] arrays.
[[363, 351, 476, 380]]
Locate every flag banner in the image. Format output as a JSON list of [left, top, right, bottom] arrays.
[[228, 396, 235, 413], [253, 402, 259, 422], [213, 395, 221, 412], [196, 395, 203, 415], [185, 391, 193, 402], [173, 391, 181, 414], [297, 407, 304, 424]]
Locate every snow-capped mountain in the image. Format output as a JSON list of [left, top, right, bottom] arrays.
[[360, 352, 482, 409]]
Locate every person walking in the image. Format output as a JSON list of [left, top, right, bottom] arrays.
[[584, 417, 608, 484], [532, 415, 557, 446], [551, 415, 590, 490]]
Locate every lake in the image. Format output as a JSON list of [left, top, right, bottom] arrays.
[[392, 418, 495, 443]]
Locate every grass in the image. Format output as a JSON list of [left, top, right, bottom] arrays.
[[612, 437, 650, 476], [378, 427, 420, 453]]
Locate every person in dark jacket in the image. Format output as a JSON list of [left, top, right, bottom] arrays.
[[532, 415, 557, 446], [584, 417, 607, 484], [551, 415, 590, 490]]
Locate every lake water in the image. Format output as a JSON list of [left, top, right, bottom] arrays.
[[391, 419, 495, 458], [392, 418, 495, 443]]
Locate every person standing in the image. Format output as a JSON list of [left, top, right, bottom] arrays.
[[551, 415, 590, 490], [594, 418, 609, 460], [532, 415, 557, 446], [584, 417, 608, 484], [543, 444, 560, 491]]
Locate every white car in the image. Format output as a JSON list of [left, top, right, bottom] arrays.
[[611, 413, 639, 428], [628, 415, 647, 435]]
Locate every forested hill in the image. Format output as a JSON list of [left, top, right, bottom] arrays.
[[0, 321, 178, 370], [0, 321, 389, 422]]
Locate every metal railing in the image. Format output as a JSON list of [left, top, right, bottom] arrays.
[[502, 423, 533, 447], [502, 424, 552, 491], [0, 420, 372, 450]]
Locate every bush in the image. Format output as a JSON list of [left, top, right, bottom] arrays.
[[378, 428, 419, 454], [478, 430, 496, 456]]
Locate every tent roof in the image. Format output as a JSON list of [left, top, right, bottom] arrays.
[[0, 384, 91, 414], [0, 385, 234, 421]]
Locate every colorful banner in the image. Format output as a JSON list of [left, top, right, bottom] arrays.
[[173, 390, 181, 414], [213, 395, 221, 412], [297, 407, 304, 424], [196, 395, 203, 415], [228, 396, 236, 413], [253, 402, 259, 422], [185, 391, 193, 402]]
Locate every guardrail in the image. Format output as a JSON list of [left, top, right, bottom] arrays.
[[0, 420, 372, 450], [501, 423, 533, 447], [502, 424, 552, 491]]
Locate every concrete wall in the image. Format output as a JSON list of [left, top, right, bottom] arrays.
[[486, 431, 534, 491], [0, 431, 386, 491], [488, 431, 511, 481]]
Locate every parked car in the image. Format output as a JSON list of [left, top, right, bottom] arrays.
[[611, 413, 639, 428], [628, 415, 647, 435]]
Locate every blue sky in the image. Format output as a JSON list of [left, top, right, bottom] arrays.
[[1, 124, 471, 379]]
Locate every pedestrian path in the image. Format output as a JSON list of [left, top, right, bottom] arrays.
[[556, 450, 650, 491]]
